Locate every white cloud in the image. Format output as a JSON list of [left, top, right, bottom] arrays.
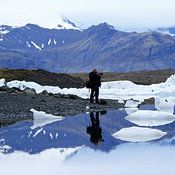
[[0, 0, 175, 29]]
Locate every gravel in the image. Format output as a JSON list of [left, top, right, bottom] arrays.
[[0, 89, 124, 126]]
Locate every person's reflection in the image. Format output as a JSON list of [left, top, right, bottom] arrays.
[[86, 111, 104, 145]]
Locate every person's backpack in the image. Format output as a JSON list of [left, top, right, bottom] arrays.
[[85, 81, 92, 88]]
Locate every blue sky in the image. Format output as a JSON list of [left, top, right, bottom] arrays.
[[0, 0, 175, 30]]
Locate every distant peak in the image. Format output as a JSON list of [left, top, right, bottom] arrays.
[[25, 23, 40, 28], [97, 22, 115, 29], [57, 16, 81, 31]]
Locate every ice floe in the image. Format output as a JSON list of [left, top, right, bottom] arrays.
[[113, 126, 167, 142], [2, 74, 175, 106], [0, 78, 5, 87], [125, 110, 175, 126], [30, 109, 64, 129], [125, 99, 141, 108], [155, 97, 175, 114], [125, 108, 138, 115]]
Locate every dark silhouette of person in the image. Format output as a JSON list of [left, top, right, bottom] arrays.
[[86, 112, 104, 145], [89, 69, 103, 104]]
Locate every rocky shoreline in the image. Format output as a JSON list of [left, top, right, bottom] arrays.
[[0, 86, 124, 126]]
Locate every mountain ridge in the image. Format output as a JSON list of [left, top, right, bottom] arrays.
[[1, 21, 175, 72]]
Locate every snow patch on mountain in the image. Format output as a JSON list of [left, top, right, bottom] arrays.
[[57, 17, 81, 31], [0, 16, 81, 31], [156, 27, 175, 36], [26, 41, 31, 48], [31, 41, 42, 50], [48, 39, 51, 45]]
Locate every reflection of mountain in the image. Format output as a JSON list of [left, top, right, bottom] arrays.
[[0, 110, 131, 154], [0, 109, 175, 155]]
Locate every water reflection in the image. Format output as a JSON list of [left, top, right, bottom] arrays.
[[87, 112, 104, 145], [0, 106, 175, 155]]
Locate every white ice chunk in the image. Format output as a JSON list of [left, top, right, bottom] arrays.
[[30, 109, 64, 129], [7, 80, 43, 93], [54, 39, 57, 44], [125, 110, 175, 126], [125, 108, 138, 115], [101, 80, 137, 89], [3, 73, 175, 103], [0, 78, 5, 87], [113, 126, 167, 142], [155, 97, 175, 114], [125, 99, 141, 108], [62, 40, 65, 44]]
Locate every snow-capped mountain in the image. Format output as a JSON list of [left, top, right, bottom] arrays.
[[57, 17, 81, 30], [156, 27, 175, 36], [1, 21, 175, 72]]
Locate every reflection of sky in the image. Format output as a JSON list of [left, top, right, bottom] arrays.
[[0, 106, 175, 154], [1, 105, 175, 174], [0, 144, 175, 175]]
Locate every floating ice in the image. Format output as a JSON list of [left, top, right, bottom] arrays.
[[125, 99, 141, 108], [1, 73, 175, 104], [125, 108, 138, 115], [125, 110, 175, 126], [113, 126, 167, 142], [0, 78, 5, 87], [30, 109, 64, 129], [155, 97, 175, 114]]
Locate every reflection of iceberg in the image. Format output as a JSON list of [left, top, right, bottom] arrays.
[[30, 109, 64, 129], [125, 110, 175, 127], [125, 99, 141, 108], [113, 126, 167, 142], [125, 108, 138, 115]]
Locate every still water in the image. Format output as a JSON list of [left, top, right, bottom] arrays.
[[0, 105, 175, 175]]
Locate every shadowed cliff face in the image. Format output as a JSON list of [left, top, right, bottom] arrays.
[[1, 23, 175, 72]]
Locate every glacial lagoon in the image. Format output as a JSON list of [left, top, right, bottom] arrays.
[[0, 104, 175, 175]]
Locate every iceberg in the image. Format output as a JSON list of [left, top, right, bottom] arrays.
[[30, 109, 64, 129], [125, 110, 175, 126], [113, 126, 167, 142]]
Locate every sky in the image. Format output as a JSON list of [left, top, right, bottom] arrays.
[[0, 0, 175, 30]]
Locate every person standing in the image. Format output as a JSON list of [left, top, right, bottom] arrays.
[[89, 69, 103, 104]]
